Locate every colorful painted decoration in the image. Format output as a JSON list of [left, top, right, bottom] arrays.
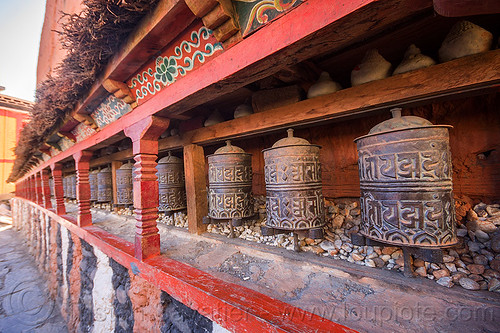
[[90, 95, 132, 129], [127, 25, 223, 104], [233, 0, 303, 36], [71, 122, 97, 142]]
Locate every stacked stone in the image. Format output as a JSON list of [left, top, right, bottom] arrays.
[[157, 211, 188, 228], [90, 202, 113, 211], [205, 195, 500, 293]]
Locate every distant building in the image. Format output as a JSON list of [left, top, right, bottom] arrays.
[[0, 93, 31, 194]]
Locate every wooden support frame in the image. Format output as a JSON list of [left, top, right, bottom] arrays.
[[124, 116, 170, 260], [183, 144, 208, 234], [50, 163, 66, 215], [73, 151, 93, 227], [41, 169, 52, 209]]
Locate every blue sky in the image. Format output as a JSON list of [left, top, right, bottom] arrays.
[[0, 0, 46, 101]]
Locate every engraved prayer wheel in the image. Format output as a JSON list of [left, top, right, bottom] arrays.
[[70, 174, 76, 199], [49, 178, 54, 197], [89, 169, 98, 202], [157, 152, 186, 212], [354, 108, 457, 248], [207, 141, 254, 220], [116, 162, 133, 205], [263, 129, 325, 237], [63, 176, 68, 198], [97, 167, 112, 202]]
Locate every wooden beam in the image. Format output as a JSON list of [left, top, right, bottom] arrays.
[[158, 50, 500, 150], [29, 49, 500, 176], [74, 0, 196, 117], [183, 144, 208, 234]]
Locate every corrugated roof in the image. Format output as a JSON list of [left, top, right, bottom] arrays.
[[0, 93, 34, 112]]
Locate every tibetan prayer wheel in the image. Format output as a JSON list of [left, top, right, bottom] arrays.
[[63, 176, 68, 198], [157, 152, 186, 213], [97, 167, 112, 202], [70, 174, 76, 199], [49, 178, 54, 197], [116, 162, 133, 205], [262, 129, 325, 242], [205, 141, 254, 227], [354, 108, 457, 248], [89, 169, 98, 202]]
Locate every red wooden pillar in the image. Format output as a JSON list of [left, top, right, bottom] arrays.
[[73, 151, 93, 227], [124, 116, 170, 260], [41, 169, 52, 209], [35, 172, 43, 205], [50, 163, 66, 215]]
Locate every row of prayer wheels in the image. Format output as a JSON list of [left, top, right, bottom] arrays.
[[52, 109, 456, 252]]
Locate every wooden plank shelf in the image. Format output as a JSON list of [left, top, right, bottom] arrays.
[[88, 49, 500, 167]]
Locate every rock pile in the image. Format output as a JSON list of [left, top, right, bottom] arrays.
[[157, 211, 188, 228], [206, 196, 500, 293]]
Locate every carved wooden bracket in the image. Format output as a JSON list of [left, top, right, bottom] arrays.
[[185, 0, 241, 46], [73, 113, 99, 131], [58, 131, 77, 143], [103, 79, 137, 106]]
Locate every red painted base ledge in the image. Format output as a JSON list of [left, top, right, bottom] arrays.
[[13, 198, 355, 333]]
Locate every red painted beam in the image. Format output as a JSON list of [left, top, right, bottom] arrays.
[[16, 198, 355, 333], [16, 0, 383, 182]]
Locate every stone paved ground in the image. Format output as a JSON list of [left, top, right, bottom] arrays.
[[0, 212, 67, 333]]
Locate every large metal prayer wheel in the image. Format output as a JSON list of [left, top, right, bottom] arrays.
[[263, 129, 325, 237], [49, 178, 54, 197], [354, 108, 457, 248], [207, 141, 254, 220], [116, 162, 133, 205], [157, 152, 186, 212], [89, 170, 98, 202], [63, 176, 68, 198], [97, 167, 112, 202], [70, 174, 76, 199]]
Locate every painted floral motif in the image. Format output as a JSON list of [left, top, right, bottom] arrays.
[[128, 25, 223, 103], [71, 122, 97, 142], [90, 95, 132, 129], [234, 0, 303, 35]]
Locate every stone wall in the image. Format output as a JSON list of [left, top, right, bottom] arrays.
[[10, 199, 226, 333]]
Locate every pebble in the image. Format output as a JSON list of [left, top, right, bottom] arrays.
[[488, 278, 500, 292], [459, 277, 480, 290], [445, 263, 457, 272], [473, 254, 488, 265], [319, 240, 336, 252], [415, 267, 427, 277], [475, 230, 490, 242], [466, 264, 485, 275], [436, 276, 454, 288], [381, 246, 398, 255], [468, 241, 481, 252], [490, 259, 500, 272], [433, 269, 450, 279], [352, 253, 365, 261], [442, 255, 455, 263], [365, 259, 376, 268], [381, 254, 391, 262], [491, 233, 500, 253], [457, 228, 468, 237]]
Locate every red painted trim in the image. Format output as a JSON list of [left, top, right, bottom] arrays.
[[16, 198, 355, 333], [17, 0, 376, 182], [0, 159, 15, 163]]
